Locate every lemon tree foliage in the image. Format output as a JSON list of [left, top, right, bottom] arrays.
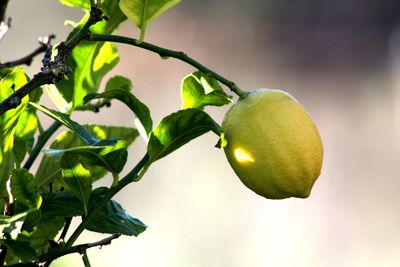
[[0, 0, 323, 265]]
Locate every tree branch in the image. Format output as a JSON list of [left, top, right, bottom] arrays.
[[8, 234, 121, 267], [0, 35, 56, 69], [87, 33, 246, 98], [0, 6, 104, 117]]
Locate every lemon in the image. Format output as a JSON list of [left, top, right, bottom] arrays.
[[222, 89, 323, 199]]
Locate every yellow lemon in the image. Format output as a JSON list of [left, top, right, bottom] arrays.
[[222, 89, 323, 199]]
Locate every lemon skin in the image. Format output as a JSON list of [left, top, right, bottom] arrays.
[[222, 89, 323, 199]]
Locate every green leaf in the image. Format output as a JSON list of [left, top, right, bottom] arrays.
[[0, 211, 31, 225], [0, 239, 37, 263], [13, 109, 38, 164], [40, 191, 83, 221], [148, 109, 222, 161], [105, 75, 133, 91], [10, 169, 42, 209], [17, 216, 65, 256], [120, 0, 181, 41], [86, 188, 146, 236], [0, 67, 30, 197], [84, 89, 153, 137], [181, 71, 232, 109], [61, 154, 92, 215], [30, 103, 100, 145], [35, 125, 139, 192], [58, 0, 90, 10], [55, 1, 126, 108], [44, 139, 128, 174], [20, 210, 41, 233]]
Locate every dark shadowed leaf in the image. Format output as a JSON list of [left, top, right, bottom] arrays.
[[1, 239, 37, 263], [148, 109, 222, 161], [40, 191, 83, 221], [86, 188, 146, 236]]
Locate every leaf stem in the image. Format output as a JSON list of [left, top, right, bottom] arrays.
[[81, 250, 91, 267], [65, 153, 150, 247], [87, 33, 246, 98], [23, 121, 62, 170]]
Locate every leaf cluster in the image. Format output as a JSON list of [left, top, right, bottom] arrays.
[[0, 0, 235, 265]]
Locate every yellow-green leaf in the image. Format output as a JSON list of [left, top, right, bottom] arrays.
[[120, 0, 182, 41]]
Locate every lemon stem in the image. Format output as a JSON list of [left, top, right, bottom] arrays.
[[87, 33, 246, 98]]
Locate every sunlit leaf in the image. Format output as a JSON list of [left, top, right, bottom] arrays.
[[86, 188, 146, 236], [120, 0, 181, 41], [0, 211, 31, 225], [61, 154, 92, 215], [148, 109, 222, 161], [0, 67, 30, 197], [13, 111, 38, 164], [55, 0, 126, 108], [181, 71, 232, 109], [45, 84, 72, 112], [84, 89, 153, 136], [58, 0, 90, 10], [11, 169, 42, 209]]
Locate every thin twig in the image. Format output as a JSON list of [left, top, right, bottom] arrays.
[[81, 250, 91, 267], [0, 35, 56, 69], [88, 33, 246, 98], [58, 217, 73, 244]]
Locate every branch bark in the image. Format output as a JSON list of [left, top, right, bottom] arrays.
[[8, 234, 121, 267], [0, 7, 104, 116], [0, 35, 56, 68]]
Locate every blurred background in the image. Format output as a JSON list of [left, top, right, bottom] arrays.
[[1, 0, 400, 266]]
